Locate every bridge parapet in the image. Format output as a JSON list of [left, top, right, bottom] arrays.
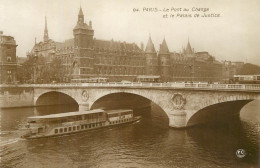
[[2, 83, 260, 91]]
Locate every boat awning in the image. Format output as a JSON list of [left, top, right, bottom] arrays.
[[28, 109, 105, 119], [106, 109, 133, 115]]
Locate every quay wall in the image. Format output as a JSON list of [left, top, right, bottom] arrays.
[[0, 87, 34, 108]]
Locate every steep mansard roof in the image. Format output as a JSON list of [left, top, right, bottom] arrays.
[[93, 39, 142, 52], [74, 22, 91, 30], [54, 38, 142, 52]]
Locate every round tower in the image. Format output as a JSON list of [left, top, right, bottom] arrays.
[[158, 38, 171, 82], [145, 35, 158, 76]]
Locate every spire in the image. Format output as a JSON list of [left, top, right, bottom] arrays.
[[145, 35, 156, 53], [43, 16, 49, 42], [159, 37, 169, 54], [45, 16, 47, 30], [185, 38, 193, 55], [79, 6, 84, 16], [77, 6, 84, 25]]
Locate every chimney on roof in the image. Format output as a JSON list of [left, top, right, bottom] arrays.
[[89, 21, 92, 28]]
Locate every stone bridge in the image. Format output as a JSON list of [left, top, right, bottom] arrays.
[[30, 82, 260, 128]]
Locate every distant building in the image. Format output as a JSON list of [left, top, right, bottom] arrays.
[[0, 31, 18, 84], [223, 60, 244, 80], [170, 44, 223, 82], [27, 7, 241, 83], [28, 17, 56, 63]]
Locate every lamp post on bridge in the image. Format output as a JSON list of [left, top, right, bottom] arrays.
[[32, 54, 38, 84]]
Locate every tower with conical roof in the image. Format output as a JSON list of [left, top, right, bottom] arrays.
[[158, 38, 171, 81], [145, 35, 158, 76], [43, 16, 49, 42], [72, 6, 94, 79]]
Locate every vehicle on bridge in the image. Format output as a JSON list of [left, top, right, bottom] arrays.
[[230, 75, 260, 84], [71, 77, 108, 83], [136, 75, 160, 83], [21, 109, 141, 139]]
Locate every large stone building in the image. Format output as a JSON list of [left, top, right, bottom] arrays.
[[27, 7, 240, 83], [0, 31, 18, 84]]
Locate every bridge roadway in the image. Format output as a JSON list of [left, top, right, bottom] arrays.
[[2, 82, 260, 128]]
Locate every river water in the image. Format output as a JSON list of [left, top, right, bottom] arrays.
[[0, 101, 259, 168]]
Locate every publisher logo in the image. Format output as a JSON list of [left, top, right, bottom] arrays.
[[236, 149, 246, 158]]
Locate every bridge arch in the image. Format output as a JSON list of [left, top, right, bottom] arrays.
[[90, 92, 151, 110], [186, 93, 259, 127], [88, 90, 170, 122], [35, 91, 79, 107]]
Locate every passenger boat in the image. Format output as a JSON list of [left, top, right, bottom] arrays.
[[21, 109, 141, 139]]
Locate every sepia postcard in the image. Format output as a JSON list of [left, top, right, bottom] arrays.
[[0, 0, 259, 167]]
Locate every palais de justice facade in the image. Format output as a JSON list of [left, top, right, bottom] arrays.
[[27, 7, 239, 83]]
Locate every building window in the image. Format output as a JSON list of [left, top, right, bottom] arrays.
[[7, 56, 11, 62]]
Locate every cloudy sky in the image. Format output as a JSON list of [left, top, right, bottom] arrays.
[[0, 0, 260, 64]]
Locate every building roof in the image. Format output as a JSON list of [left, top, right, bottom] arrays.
[[33, 37, 143, 53], [28, 109, 105, 119], [74, 22, 90, 30], [56, 39, 74, 50], [159, 38, 169, 54], [93, 39, 142, 52], [145, 36, 156, 53]]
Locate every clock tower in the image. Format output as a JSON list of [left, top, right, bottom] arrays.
[[72, 7, 94, 79]]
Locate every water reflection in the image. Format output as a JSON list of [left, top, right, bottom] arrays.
[[186, 122, 259, 167], [0, 101, 259, 168]]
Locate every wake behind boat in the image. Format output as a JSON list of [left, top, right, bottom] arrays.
[[21, 109, 141, 139]]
